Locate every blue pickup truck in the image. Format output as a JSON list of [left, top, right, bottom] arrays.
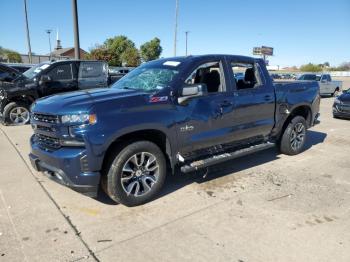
[[29, 55, 320, 206]]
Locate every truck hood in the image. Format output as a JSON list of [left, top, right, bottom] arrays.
[[32, 88, 148, 115], [0, 77, 35, 92]]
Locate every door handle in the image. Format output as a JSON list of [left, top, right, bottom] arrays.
[[264, 95, 272, 101], [220, 100, 233, 107]]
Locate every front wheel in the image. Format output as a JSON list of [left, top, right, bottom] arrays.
[[103, 141, 167, 206], [3, 102, 31, 125], [279, 116, 307, 155], [333, 88, 340, 97]]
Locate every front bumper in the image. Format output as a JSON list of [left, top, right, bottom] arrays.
[[29, 135, 101, 197]]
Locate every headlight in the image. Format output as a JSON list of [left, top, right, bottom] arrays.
[[334, 98, 341, 105], [61, 113, 97, 125], [0, 89, 5, 99]]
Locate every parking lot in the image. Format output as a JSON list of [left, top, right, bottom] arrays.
[[0, 97, 349, 261]]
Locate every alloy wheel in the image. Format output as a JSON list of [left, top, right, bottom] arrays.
[[9, 107, 30, 125], [120, 152, 160, 197], [290, 122, 306, 151]]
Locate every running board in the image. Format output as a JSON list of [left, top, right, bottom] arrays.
[[180, 142, 275, 173]]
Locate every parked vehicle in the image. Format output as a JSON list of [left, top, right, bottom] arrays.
[[108, 66, 134, 84], [0, 60, 108, 125], [29, 55, 320, 206], [333, 89, 350, 119], [297, 73, 342, 96], [6, 63, 34, 73], [270, 73, 281, 80], [0, 63, 22, 82]]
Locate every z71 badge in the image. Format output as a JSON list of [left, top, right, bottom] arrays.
[[150, 96, 168, 103]]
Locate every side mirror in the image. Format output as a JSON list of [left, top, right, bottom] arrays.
[[39, 75, 51, 85], [178, 84, 208, 104]]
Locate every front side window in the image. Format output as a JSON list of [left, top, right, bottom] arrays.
[[185, 61, 224, 93], [230, 62, 263, 90], [47, 64, 73, 81], [112, 65, 179, 92]]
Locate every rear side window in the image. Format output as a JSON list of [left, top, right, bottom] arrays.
[[230, 62, 263, 90], [47, 64, 73, 81], [79, 62, 107, 79]]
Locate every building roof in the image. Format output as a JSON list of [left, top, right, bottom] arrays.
[[48, 47, 87, 57]]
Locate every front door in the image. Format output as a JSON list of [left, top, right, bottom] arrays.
[[175, 59, 235, 157], [42, 62, 78, 96]]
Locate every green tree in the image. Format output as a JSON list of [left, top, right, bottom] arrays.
[[86, 45, 112, 61], [299, 63, 323, 72], [0, 46, 22, 63], [104, 35, 139, 66], [140, 37, 162, 62], [121, 47, 140, 66]]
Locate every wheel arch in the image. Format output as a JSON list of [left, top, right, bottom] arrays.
[[279, 104, 312, 140], [101, 129, 173, 176]]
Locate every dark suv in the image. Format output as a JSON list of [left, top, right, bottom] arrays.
[[0, 60, 108, 125]]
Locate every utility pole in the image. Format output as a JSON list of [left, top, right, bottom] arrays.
[[71, 0, 80, 59], [23, 0, 32, 63], [185, 31, 189, 56], [46, 30, 52, 60], [173, 0, 179, 56]]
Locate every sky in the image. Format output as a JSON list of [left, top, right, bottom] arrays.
[[0, 0, 349, 67]]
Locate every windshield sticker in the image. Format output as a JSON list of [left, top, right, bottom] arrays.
[[150, 96, 168, 103], [40, 64, 50, 69], [163, 61, 181, 67]]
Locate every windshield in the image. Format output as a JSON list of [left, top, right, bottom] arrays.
[[22, 63, 50, 79], [298, 74, 317, 81], [111, 65, 179, 92]]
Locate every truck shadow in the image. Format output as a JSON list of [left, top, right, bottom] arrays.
[[96, 130, 327, 205]]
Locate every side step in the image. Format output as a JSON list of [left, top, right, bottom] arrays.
[[180, 142, 275, 173]]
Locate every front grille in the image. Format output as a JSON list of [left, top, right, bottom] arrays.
[[35, 134, 61, 150], [33, 113, 59, 124], [36, 125, 56, 132]]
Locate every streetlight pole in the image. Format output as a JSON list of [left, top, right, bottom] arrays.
[[71, 0, 80, 59], [173, 0, 179, 56], [46, 30, 52, 60], [185, 31, 189, 56], [23, 0, 32, 63]]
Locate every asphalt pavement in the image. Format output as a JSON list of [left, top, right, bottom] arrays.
[[0, 97, 349, 262]]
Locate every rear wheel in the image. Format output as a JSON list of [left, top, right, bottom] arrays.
[[3, 102, 30, 125], [280, 116, 307, 155], [102, 141, 167, 206], [333, 87, 340, 97]]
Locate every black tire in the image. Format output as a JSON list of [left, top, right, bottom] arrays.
[[3, 102, 30, 125], [102, 141, 167, 206], [279, 116, 307, 155], [332, 88, 340, 97]]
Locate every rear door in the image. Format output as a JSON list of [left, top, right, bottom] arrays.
[[78, 61, 108, 89], [42, 62, 78, 96], [226, 58, 275, 142]]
